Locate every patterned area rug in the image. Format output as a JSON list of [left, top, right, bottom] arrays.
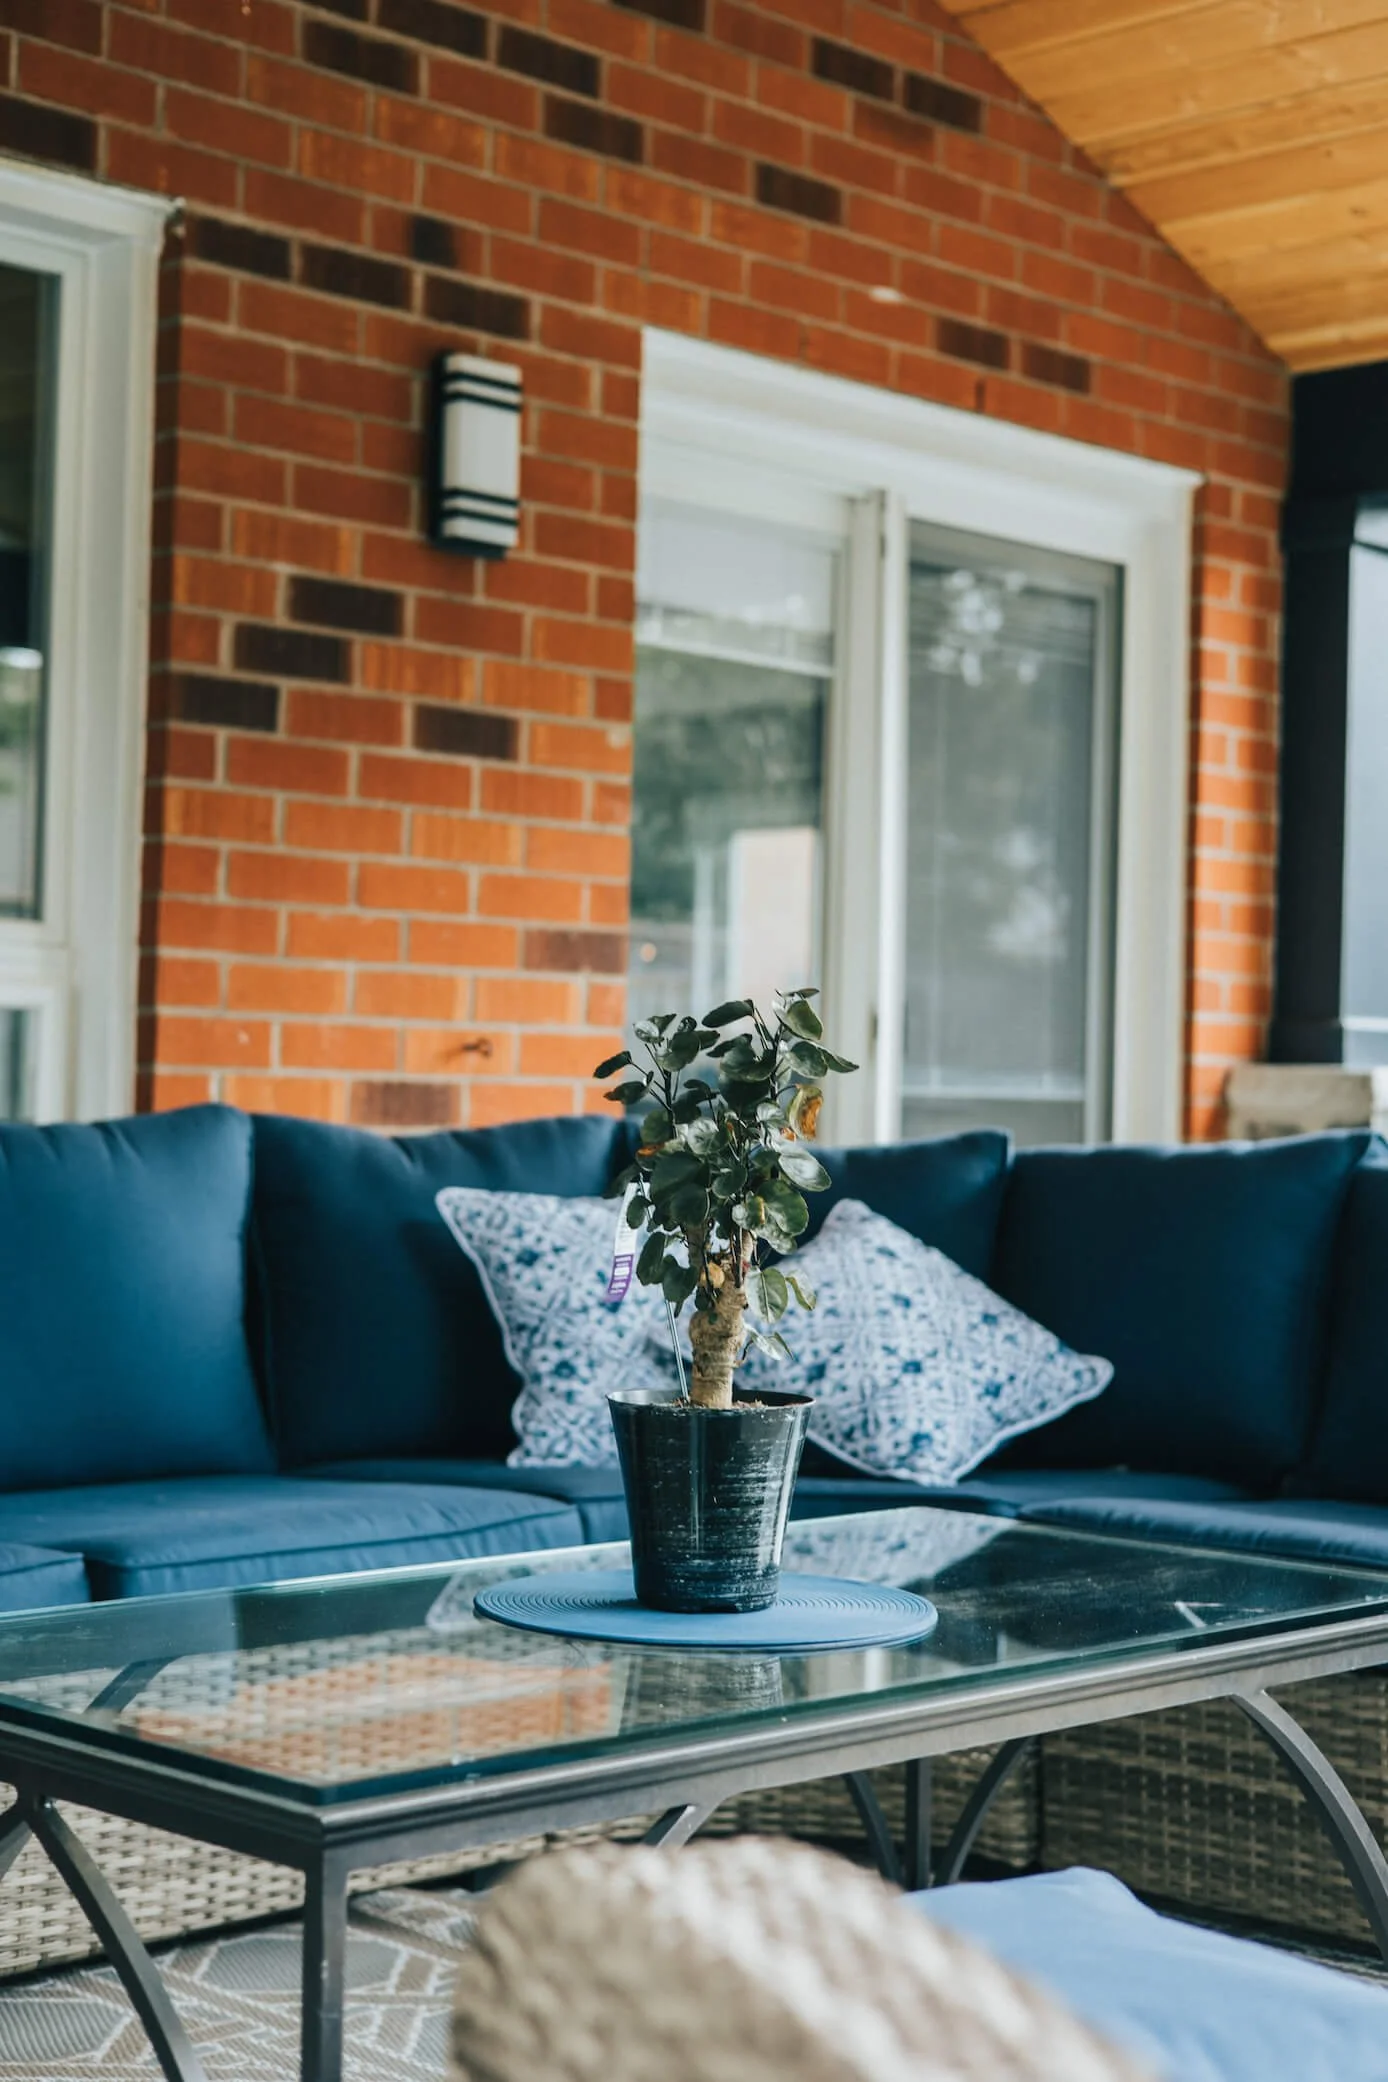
[[0, 1887, 479, 2081]]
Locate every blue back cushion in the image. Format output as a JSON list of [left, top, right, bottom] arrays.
[[807, 1130, 1011, 1277], [251, 1113, 630, 1467], [0, 1107, 271, 1490], [1300, 1146, 1388, 1501], [989, 1133, 1372, 1487]]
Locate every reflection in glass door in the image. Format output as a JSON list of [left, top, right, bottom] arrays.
[[901, 522, 1120, 1146], [628, 502, 835, 1036]]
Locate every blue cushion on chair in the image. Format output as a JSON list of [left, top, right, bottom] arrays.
[[806, 1130, 1011, 1276], [1021, 1493, 1388, 1573], [308, 1459, 634, 1546], [0, 1477, 586, 1599], [0, 1545, 89, 1611], [989, 1133, 1372, 1487], [915, 1867, 1388, 2082], [1300, 1147, 1388, 1502], [251, 1113, 631, 1469], [0, 1107, 271, 1490]]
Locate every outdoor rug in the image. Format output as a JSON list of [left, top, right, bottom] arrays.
[[0, 1886, 480, 2082]]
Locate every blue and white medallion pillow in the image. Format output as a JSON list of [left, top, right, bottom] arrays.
[[732, 1200, 1113, 1485], [436, 1187, 671, 1468]]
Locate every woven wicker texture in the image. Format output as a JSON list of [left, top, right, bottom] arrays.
[[1041, 1672, 1388, 1944], [451, 1838, 1150, 2082]]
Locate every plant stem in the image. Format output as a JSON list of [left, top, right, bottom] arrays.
[[688, 1280, 747, 1410]]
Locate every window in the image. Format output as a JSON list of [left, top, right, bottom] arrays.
[[638, 332, 1196, 1147], [0, 163, 165, 1121]]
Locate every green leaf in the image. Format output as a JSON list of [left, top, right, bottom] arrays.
[[640, 1107, 672, 1145], [667, 1182, 710, 1225], [780, 987, 818, 1001], [592, 1049, 632, 1079], [746, 1264, 789, 1322], [778, 1144, 830, 1192], [625, 1194, 649, 1229], [602, 1162, 637, 1200], [661, 1259, 699, 1309], [780, 998, 823, 1042], [760, 1178, 810, 1236], [649, 1148, 706, 1198], [820, 1050, 859, 1075], [786, 1041, 828, 1078], [784, 1272, 816, 1312], [703, 999, 753, 1027], [636, 1232, 667, 1285], [744, 1325, 793, 1363], [680, 1117, 723, 1157], [605, 1078, 651, 1107], [660, 1025, 703, 1070]]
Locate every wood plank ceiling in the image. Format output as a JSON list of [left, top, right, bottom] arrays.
[[936, 0, 1388, 370]]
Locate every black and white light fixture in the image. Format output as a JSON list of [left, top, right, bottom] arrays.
[[429, 352, 522, 557]]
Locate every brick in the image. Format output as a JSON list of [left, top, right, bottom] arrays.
[[302, 19, 419, 94], [402, 1027, 510, 1074], [0, 0, 101, 54], [1021, 340, 1090, 394], [527, 826, 629, 876], [228, 963, 347, 1014], [143, 954, 222, 1009], [482, 768, 585, 819], [412, 812, 524, 863], [352, 1080, 459, 1127], [299, 127, 416, 205], [235, 624, 349, 684], [755, 163, 841, 226], [523, 927, 627, 973], [424, 275, 531, 341], [155, 1017, 273, 1068], [354, 970, 463, 1018], [0, 94, 95, 173], [286, 910, 400, 962], [231, 511, 354, 575], [410, 920, 518, 967], [358, 860, 471, 913], [615, 0, 705, 23], [285, 800, 403, 853], [289, 574, 403, 637], [813, 37, 893, 100], [521, 1030, 623, 1077], [475, 976, 580, 1023], [301, 243, 411, 310], [409, 214, 457, 266], [227, 738, 349, 794], [377, 0, 487, 57], [154, 897, 280, 955], [162, 787, 276, 845], [358, 751, 472, 809], [415, 705, 520, 761], [288, 688, 404, 746], [235, 393, 357, 465], [499, 26, 600, 96], [469, 1082, 576, 1127], [544, 96, 644, 164], [938, 316, 1009, 370], [18, 42, 156, 126], [281, 1023, 398, 1071], [221, 1075, 346, 1119], [903, 72, 982, 134], [173, 675, 280, 734]]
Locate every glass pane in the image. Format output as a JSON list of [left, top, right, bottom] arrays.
[[0, 1006, 31, 1120], [629, 505, 833, 1031], [902, 524, 1119, 1147], [0, 263, 53, 921], [0, 1509, 1383, 1802]]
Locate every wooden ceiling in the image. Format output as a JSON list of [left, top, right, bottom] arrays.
[[937, 0, 1388, 371]]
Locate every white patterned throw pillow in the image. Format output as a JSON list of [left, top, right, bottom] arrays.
[[436, 1188, 672, 1467], [732, 1200, 1113, 1486]]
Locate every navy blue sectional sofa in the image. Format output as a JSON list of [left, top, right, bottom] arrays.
[[0, 1101, 1384, 1611]]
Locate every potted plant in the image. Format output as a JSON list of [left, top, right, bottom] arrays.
[[595, 991, 856, 1614]]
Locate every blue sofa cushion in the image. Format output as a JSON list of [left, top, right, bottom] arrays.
[[806, 1130, 1011, 1276], [989, 1133, 1372, 1487], [0, 1107, 272, 1490], [308, 1460, 633, 1547], [0, 1477, 586, 1599], [1021, 1493, 1388, 1573], [0, 1545, 89, 1612], [915, 1867, 1388, 2082], [1300, 1148, 1388, 1502], [251, 1113, 630, 1468]]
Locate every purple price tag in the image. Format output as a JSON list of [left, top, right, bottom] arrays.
[[606, 1250, 635, 1304]]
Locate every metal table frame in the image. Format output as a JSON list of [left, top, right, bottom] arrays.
[[4, 1604, 1388, 2082]]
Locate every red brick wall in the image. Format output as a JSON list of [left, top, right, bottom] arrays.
[[0, 0, 1287, 1138]]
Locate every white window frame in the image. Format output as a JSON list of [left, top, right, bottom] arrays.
[[640, 328, 1199, 1148], [0, 160, 167, 1121]]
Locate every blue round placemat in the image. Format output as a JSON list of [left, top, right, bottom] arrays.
[[472, 1570, 938, 1652]]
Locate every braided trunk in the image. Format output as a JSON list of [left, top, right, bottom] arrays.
[[688, 1280, 747, 1410]]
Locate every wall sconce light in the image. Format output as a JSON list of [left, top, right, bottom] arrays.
[[429, 352, 521, 558]]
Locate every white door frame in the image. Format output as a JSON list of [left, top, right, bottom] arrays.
[[0, 159, 169, 1120], [640, 328, 1199, 1146]]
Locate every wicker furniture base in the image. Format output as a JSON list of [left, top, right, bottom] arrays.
[[1041, 1670, 1388, 1947]]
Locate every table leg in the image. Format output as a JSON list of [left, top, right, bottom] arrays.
[[26, 1797, 209, 2082], [903, 1758, 933, 1891], [642, 1802, 715, 1849], [300, 1854, 349, 2082], [1235, 1688, 1388, 1964], [935, 1736, 1035, 1886], [844, 1773, 902, 1887]]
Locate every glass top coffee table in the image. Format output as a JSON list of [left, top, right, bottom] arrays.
[[4, 1505, 1388, 2082]]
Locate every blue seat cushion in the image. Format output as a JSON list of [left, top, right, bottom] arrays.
[[0, 1478, 586, 1600], [0, 1107, 272, 1490], [308, 1460, 633, 1547], [250, 1113, 631, 1468], [915, 1867, 1388, 2082], [1020, 1493, 1388, 1572], [989, 1133, 1373, 1488], [0, 1545, 89, 1611], [791, 1468, 1254, 1521], [1300, 1147, 1388, 1502]]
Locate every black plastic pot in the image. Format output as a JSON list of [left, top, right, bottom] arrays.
[[608, 1386, 812, 1614]]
